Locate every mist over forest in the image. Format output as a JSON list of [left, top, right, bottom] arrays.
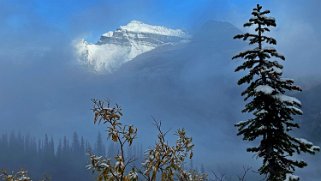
[[0, 0, 321, 180]]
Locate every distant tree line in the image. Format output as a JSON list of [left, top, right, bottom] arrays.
[[0, 132, 143, 181]]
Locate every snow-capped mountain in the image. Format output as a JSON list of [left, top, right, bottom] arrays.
[[75, 20, 188, 72]]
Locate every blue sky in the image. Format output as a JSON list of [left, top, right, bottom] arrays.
[[2, 0, 259, 41], [3, 0, 319, 42], [2, 0, 320, 71]]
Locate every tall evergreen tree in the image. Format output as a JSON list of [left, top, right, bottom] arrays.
[[95, 132, 106, 156], [80, 136, 85, 154], [233, 4, 320, 181], [72, 132, 80, 153]]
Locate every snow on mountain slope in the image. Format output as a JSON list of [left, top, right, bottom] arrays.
[[75, 20, 188, 72]]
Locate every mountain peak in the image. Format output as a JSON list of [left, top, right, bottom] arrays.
[[75, 21, 188, 72], [118, 20, 187, 37]]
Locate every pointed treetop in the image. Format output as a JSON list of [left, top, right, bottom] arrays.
[[243, 4, 276, 28], [255, 4, 262, 11]]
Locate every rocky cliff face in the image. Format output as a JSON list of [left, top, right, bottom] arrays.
[[75, 20, 188, 72]]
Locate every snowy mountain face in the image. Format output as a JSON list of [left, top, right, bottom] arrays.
[[75, 20, 188, 72]]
